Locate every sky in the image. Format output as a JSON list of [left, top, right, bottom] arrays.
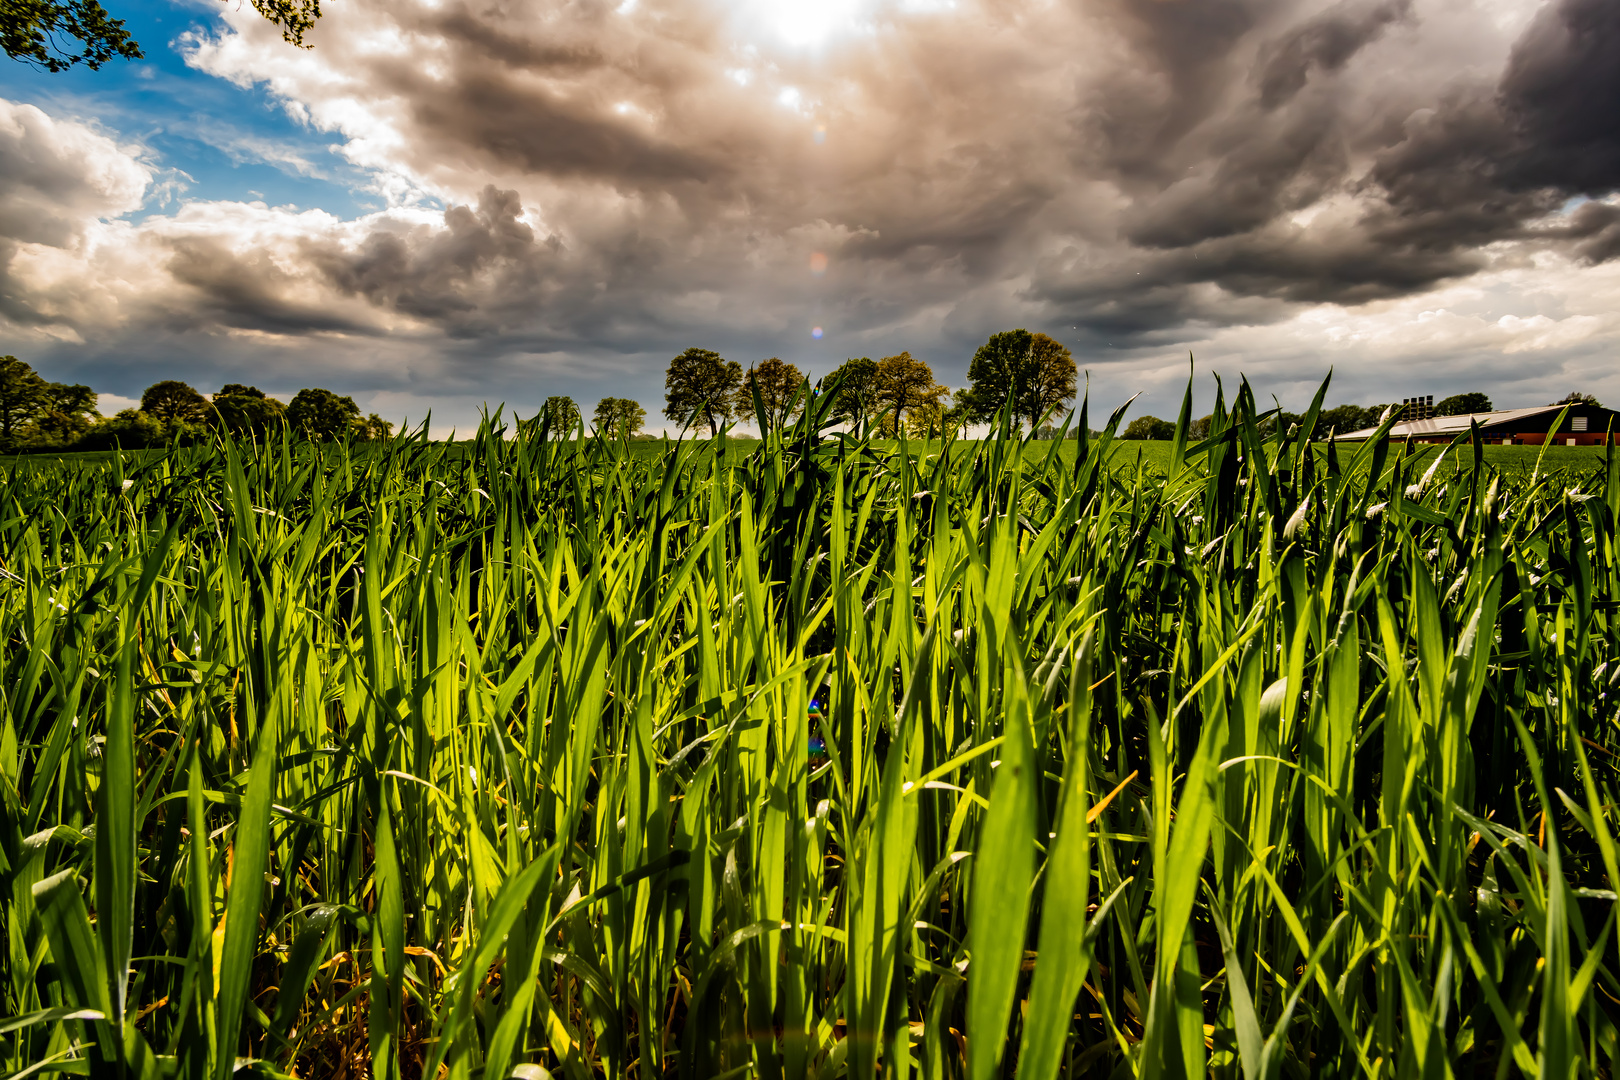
[[0, 0, 1616, 432]]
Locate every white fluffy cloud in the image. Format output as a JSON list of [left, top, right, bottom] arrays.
[[0, 100, 149, 245]]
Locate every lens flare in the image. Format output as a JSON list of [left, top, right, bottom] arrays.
[[809, 251, 828, 274], [811, 326, 824, 339], [764, 0, 863, 46]]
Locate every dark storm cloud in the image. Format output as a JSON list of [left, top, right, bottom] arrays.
[[402, 68, 717, 185], [1255, 0, 1413, 109], [1563, 201, 1620, 264], [1364, 0, 1620, 225], [1026, 0, 1620, 342], [310, 185, 550, 328], [1082, 0, 1272, 181], [1362, 0, 1620, 248], [164, 235, 372, 335], [345, 0, 766, 200], [1497, 0, 1620, 192]]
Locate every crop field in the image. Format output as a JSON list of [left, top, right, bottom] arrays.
[[2, 382, 1619, 1080]]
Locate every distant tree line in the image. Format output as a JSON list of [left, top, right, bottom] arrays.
[[632, 331, 1081, 439], [526, 395, 652, 441], [0, 356, 392, 452], [525, 331, 1080, 442], [1119, 390, 1604, 441]]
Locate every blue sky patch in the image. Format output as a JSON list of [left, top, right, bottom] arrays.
[[0, 0, 382, 220]]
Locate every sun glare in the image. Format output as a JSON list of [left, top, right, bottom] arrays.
[[725, 0, 956, 50], [750, 0, 866, 47]]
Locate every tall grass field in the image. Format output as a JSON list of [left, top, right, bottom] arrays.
[[2, 378, 1618, 1079]]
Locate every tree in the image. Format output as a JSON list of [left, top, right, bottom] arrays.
[[1023, 333, 1078, 427], [3, 0, 321, 73], [827, 357, 880, 429], [957, 330, 1028, 426], [211, 385, 286, 434], [538, 396, 582, 434], [959, 329, 1077, 430], [664, 348, 743, 437], [1436, 392, 1493, 415], [74, 407, 163, 450], [140, 380, 208, 425], [594, 397, 645, 439], [354, 413, 393, 441], [29, 381, 99, 443], [871, 352, 949, 435], [1553, 392, 1602, 407], [0, 356, 49, 446], [287, 387, 359, 441], [740, 357, 806, 430], [1258, 410, 1302, 437], [1121, 415, 1176, 441], [1317, 404, 1390, 435], [902, 397, 948, 438]]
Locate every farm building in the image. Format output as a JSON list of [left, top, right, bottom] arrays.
[[1334, 402, 1620, 446]]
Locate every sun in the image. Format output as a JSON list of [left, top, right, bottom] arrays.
[[747, 0, 867, 47]]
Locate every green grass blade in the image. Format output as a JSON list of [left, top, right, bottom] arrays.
[[967, 649, 1037, 1080]]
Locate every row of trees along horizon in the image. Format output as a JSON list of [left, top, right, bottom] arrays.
[[1, 343, 1605, 453], [0, 357, 393, 453]]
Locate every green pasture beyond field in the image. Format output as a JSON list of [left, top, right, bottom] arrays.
[[3, 386, 1620, 1080], [6, 434, 1608, 479]]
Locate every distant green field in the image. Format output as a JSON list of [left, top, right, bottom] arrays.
[[6, 434, 1608, 492]]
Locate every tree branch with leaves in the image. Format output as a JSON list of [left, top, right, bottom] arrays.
[[2, 0, 321, 72]]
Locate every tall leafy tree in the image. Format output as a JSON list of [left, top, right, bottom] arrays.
[[902, 397, 948, 438], [30, 381, 99, 443], [538, 396, 582, 434], [827, 357, 879, 430], [211, 385, 287, 434], [1023, 333, 1077, 427], [1553, 391, 1602, 407], [1436, 392, 1493, 415], [871, 352, 949, 435], [740, 357, 806, 430], [140, 380, 208, 425], [959, 329, 1077, 429], [2, 0, 321, 72], [664, 348, 742, 437], [594, 397, 645, 439], [958, 329, 1030, 426], [287, 387, 359, 441], [0, 355, 48, 446]]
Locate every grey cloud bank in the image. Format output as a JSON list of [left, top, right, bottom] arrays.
[[0, 0, 1616, 430]]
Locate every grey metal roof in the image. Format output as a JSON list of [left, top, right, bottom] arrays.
[[1331, 404, 1577, 441]]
